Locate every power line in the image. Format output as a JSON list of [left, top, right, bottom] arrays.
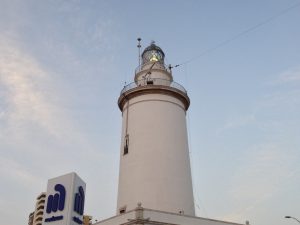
[[175, 1, 300, 67]]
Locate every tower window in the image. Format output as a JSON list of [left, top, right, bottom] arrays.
[[124, 135, 129, 155], [146, 80, 153, 85], [119, 206, 126, 214]]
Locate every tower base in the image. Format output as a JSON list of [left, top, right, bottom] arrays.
[[95, 205, 245, 225]]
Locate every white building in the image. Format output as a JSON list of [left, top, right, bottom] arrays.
[[42, 172, 86, 225], [96, 41, 247, 225], [33, 192, 46, 225], [97, 205, 245, 225], [29, 173, 89, 225]]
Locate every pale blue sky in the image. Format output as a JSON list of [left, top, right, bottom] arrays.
[[0, 1, 299, 225]]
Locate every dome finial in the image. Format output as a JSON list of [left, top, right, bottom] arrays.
[[150, 40, 155, 45]]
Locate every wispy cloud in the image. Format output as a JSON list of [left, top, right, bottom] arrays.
[[0, 156, 43, 188], [269, 66, 300, 86], [0, 4, 119, 221], [216, 113, 256, 134], [0, 34, 98, 173], [222, 142, 298, 222], [277, 67, 300, 83], [215, 66, 300, 222], [217, 65, 300, 136], [0, 36, 54, 134], [258, 68, 300, 117]]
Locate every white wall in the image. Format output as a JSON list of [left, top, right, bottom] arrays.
[[96, 208, 244, 225], [42, 172, 86, 225], [117, 93, 194, 216]]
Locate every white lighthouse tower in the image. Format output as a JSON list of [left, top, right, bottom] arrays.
[[117, 41, 195, 216], [96, 41, 246, 225]]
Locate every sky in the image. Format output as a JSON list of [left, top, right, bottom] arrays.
[[0, 1, 299, 225]]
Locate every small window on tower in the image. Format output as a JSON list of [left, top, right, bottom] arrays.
[[124, 135, 129, 155], [119, 206, 126, 214], [146, 79, 153, 85]]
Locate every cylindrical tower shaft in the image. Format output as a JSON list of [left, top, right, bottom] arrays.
[[117, 42, 195, 216]]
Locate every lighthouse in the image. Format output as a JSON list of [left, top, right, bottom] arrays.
[[95, 41, 245, 225], [116, 41, 195, 216]]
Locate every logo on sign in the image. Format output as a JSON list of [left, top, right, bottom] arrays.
[[73, 186, 85, 224], [45, 184, 66, 222]]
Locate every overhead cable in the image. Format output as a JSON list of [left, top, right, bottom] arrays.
[[175, 1, 300, 67]]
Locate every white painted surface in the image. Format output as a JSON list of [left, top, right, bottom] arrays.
[[33, 192, 46, 225], [117, 89, 195, 215], [143, 210, 243, 225], [96, 208, 244, 225], [96, 211, 136, 225], [135, 62, 172, 82], [42, 172, 86, 225]]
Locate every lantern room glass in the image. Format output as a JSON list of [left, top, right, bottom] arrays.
[[141, 42, 165, 65]]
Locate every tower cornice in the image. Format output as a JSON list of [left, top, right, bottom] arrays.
[[118, 84, 190, 111]]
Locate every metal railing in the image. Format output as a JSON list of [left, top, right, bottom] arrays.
[[120, 78, 187, 95]]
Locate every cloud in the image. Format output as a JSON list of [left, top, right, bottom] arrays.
[[216, 113, 256, 134], [222, 142, 297, 222], [0, 35, 56, 135], [0, 156, 43, 188], [215, 66, 300, 222], [0, 34, 100, 178], [218, 67, 300, 135], [269, 66, 300, 86], [0, 34, 94, 145], [0, 6, 120, 220], [278, 67, 300, 83], [0, 3, 118, 225]]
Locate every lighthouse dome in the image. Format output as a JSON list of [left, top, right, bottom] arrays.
[[141, 41, 165, 65]]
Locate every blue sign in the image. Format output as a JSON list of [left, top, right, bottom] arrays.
[[45, 184, 66, 222], [73, 186, 85, 224]]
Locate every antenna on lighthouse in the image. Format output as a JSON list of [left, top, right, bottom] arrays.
[[137, 37, 142, 67]]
